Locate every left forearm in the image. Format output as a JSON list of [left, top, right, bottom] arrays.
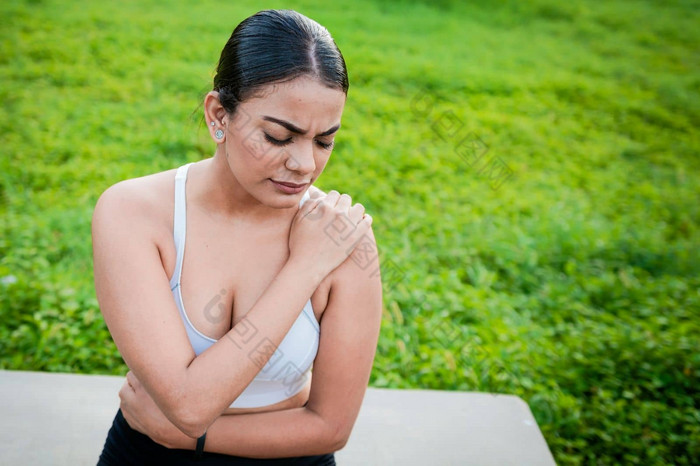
[[177, 407, 340, 458]]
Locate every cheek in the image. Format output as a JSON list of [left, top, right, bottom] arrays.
[[315, 152, 332, 173], [226, 138, 266, 175], [236, 133, 269, 161], [265, 155, 293, 179]]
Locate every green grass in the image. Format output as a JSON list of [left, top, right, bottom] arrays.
[[1, 0, 699, 463]]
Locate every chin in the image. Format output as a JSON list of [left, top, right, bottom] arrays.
[[266, 194, 302, 209]]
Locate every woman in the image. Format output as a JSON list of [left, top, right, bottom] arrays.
[[92, 9, 382, 465]]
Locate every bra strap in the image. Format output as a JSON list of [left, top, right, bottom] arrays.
[[299, 189, 311, 208], [170, 163, 193, 288]]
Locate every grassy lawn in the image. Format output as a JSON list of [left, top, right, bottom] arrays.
[[1, 0, 698, 463]]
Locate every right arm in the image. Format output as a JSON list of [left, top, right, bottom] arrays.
[[92, 182, 368, 438]]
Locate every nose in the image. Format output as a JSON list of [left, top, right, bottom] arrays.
[[285, 140, 316, 175]]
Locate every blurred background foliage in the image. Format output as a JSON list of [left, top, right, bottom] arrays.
[[1, 0, 698, 464]]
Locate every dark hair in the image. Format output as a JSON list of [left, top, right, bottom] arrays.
[[213, 9, 349, 116]]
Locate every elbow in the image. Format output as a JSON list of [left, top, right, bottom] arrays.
[[171, 405, 208, 439], [305, 405, 353, 452], [328, 422, 352, 452], [166, 380, 213, 439], [175, 416, 208, 440], [122, 371, 209, 439], [330, 435, 349, 452]]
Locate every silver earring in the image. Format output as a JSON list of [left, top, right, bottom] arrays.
[[210, 121, 215, 126], [215, 129, 224, 139]]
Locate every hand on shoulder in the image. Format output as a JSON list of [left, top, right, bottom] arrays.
[[305, 185, 378, 284]]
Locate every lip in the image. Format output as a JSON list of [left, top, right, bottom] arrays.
[[271, 180, 309, 188], [269, 179, 309, 194]]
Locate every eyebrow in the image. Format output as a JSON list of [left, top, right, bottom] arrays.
[[262, 116, 341, 137]]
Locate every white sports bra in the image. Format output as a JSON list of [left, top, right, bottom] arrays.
[[168, 162, 320, 408]]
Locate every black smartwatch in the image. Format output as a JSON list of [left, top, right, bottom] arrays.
[[195, 431, 207, 459]]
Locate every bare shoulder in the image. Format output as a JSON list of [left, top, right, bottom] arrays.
[[92, 168, 177, 238], [331, 222, 379, 286]]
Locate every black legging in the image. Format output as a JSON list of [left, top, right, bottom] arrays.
[[97, 408, 336, 465]]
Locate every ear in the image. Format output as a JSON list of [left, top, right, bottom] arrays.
[[204, 91, 228, 142]]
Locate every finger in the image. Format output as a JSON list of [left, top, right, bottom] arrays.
[[301, 190, 340, 221], [308, 188, 323, 200], [126, 371, 136, 388], [302, 197, 326, 220], [358, 213, 373, 230], [336, 193, 352, 211], [119, 380, 135, 405], [323, 190, 341, 207], [120, 403, 137, 431], [127, 371, 142, 391], [347, 203, 365, 223], [349, 215, 373, 242], [301, 195, 324, 213]]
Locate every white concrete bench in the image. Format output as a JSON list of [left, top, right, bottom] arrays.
[[0, 370, 556, 465]]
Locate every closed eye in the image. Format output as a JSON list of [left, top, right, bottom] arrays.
[[266, 132, 334, 151], [316, 139, 334, 150], [264, 133, 292, 146]]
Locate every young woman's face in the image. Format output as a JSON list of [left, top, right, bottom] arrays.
[[222, 76, 346, 209]]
